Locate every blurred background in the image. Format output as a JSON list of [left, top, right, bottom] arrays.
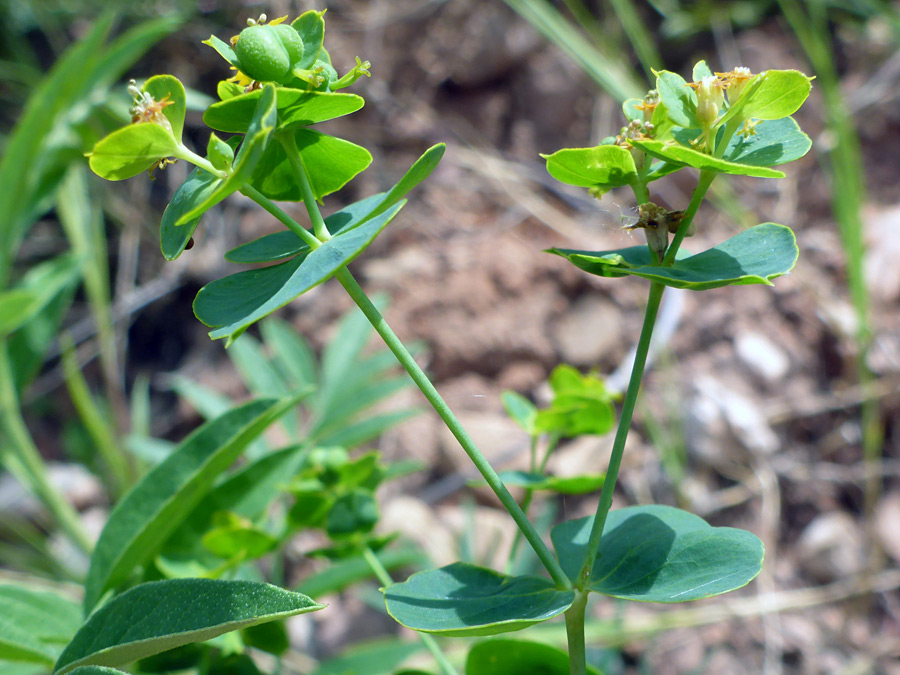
[[2, 0, 900, 673]]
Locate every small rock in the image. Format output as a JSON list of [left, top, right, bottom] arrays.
[[551, 294, 622, 367], [875, 492, 900, 563], [735, 331, 791, 382], [687, 376, 781, 458], [0, 462, 103, 518], [380, 496, 458, 567], [797, 511, 866, 581]]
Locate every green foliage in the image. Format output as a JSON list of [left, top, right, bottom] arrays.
[[54, 579, 322, 675], [0, 586, 81, 662], [534, 365, 616, 437], [384, 563, 575, 636], [552, 506, 764, 602], [466, 638, 602, 675], [83, 397, 299, 613], [68, 9, 814, 674], [549, 222, 799, 290]]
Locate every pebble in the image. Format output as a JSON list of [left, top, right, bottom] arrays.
[[735, 331, 791, 382]]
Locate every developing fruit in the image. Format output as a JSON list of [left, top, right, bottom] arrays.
[[234, 23, 304, 84]]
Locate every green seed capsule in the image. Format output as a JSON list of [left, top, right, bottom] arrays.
[[271, 24, 304, 65], [234, 23, 304, 84]]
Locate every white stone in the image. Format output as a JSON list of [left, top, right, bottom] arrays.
[[735, 331, 790, 382]]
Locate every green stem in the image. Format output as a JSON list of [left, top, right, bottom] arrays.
[[0, 341, 92, 554], [60, 335, 131, 497], [564, 589, 589, 675], [275, 129, 570, 588], [362, 546, 460, 675], [240, 185, 322, 250], [574, 281, 664, 588], [506, 433, 559, 574], [338, 266, 571, 590], [174, 144, 228, 179], [277, 132, 331, 240], [662, 170, 716, 266]]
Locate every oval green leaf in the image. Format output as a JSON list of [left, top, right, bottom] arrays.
[[250, 127, 372, 202], [227, 143, 445, 263], [176, 84, 277, 225], [195, 202, 405, 342], [673, 117, 811, 168], [383, 563, 574, 637], [551, 504, 764, 602], [292, 11, 326, 69], [142, 74, 186, 140], [736, 69, 812, 121], [655, 69, 697, 129], [55, 579, 323, 675], [542, 145, 637, 191], [722, 117, 811, 166], [629, 137, 784, 178], [466, 638, 602, 675], [159, 167, 222, 260], [204, 89, 363, 133], [83, 396, 299, 613], [549, 222, 798, 290], [88, 123, 178, 181]]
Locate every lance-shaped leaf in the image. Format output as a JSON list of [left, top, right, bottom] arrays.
[[83, 396, 299, 613], [195, 202, 405, 342], [203, 35, 240, 71], [0, 585, 81, 663], [141, 75, 186, 140], [0, 255, 81, 336], [474, 470, 604, 495], [162, 444, 309, 561], [383, 563, 574, 637], [66, 668, 129, 675], [629, 137, 785, 178], [466, 638, 602, 675], [0, 618, 57, 665], [175, 83, 278, 225], [205, 89, 363, 133], [227, 143, 445, 263], [88, 124, 178, 181], [54, 579, 323, 675], [549, 222, 798, 290], [551, 505, 764, 602], [249, 127, 372, 202], [542, 145, 637, 192]]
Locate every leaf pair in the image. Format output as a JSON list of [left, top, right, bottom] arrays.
[[383, 505, 763, 636], [550, 222, 799, 290]]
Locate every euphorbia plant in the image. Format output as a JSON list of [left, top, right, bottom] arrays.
[[75, 11, 812, 674]]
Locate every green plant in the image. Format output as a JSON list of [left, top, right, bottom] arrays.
[[2, 10, 813, 675]]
